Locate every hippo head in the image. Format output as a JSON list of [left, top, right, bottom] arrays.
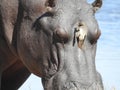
[[17, 0, 103, 90]]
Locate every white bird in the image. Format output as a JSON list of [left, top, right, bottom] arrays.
[[73, 22, 88, 48]]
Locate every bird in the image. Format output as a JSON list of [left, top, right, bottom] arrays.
[[73, 22, 88, 48]]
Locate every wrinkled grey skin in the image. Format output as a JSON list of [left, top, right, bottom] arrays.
[[0, 0, 103, 90]]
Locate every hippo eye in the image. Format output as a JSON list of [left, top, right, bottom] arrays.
[[45, 0, 55, 8]]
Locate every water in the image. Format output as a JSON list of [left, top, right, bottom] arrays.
[[95, 0, 120, 89]]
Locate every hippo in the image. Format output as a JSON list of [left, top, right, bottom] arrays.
[[0, 0, 103, 90]]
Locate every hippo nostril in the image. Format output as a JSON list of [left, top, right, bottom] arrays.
[[53, 28, 69, 43]]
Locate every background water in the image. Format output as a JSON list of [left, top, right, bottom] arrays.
[[96, 0, 120, 89], [19, 0, 120, 90]]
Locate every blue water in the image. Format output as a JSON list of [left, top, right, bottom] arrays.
[[95, 0, 120, 89], [19, 0, 120, 90]]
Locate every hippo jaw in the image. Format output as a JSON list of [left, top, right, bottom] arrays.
[[41, 41, 103, 90]]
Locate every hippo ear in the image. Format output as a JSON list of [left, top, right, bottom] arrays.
[[92, 0, 102, 12], [45, 0, 55, 8], [45, 0, 55, 12]]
